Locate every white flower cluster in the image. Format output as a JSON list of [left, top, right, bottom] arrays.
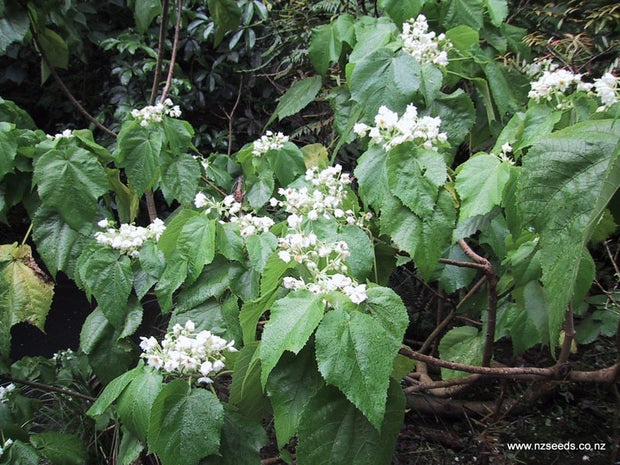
[[95, 218, 166, 258], [0, 383, 15, 403], [526, 61, 619, 111], [270, 165, 369, 227], [278, 231, 368, 304], [251, 130, 289, 156], [140, 320, 237, 385], [354, 104, 447, 151], [46, 129, 73, 140], [494, 142, 515, 165], [0, 439, 13, 458], [593, 72, 619, 112], [194, 193, 274, 238], [400, 15, 452, 67], [130, 98, 182, 126], [528, 67, 592, 108]]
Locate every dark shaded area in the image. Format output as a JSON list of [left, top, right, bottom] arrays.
[[10, 272, 92, 359]]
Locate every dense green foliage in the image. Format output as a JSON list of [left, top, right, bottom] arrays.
[[0, 0, 618, 464]]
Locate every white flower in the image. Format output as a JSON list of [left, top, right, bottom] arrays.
[[400, 15, 452, 67], [194, 192, 209, 208], [278, 250, 292, 263], [356, 103, 447, 151], [212, 360, 225, 372], [95, 219, 166, 257], [252, 131, 289, 156], [593, 72, 618, 110], [131, 99, 181, 125], [97, 218, 110, 228]]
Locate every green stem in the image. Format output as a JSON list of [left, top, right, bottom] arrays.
[[21, 223, 33, 246]]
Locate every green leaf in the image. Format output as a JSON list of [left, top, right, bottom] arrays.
[[229, 343, 272, 421], [517, 120, 620, 349], [161, 153, 201, 206], [438, 326, 484, 379], [354, 146, 389, 212], [216, 222, 245, 262], [38, 28, 69, 69], [387, 145, 448, 218], [0, 122, 17, 180], [379, 0, 424, 26], [267, 142, 305, 186], [309, 15, 356, 75], [239, 286, 279, 344], [380, 191, 456, 280], [446, 25, 479, 51], [245, 232, 278, 273], [155, 253, 188, 312], [266, 347, 323, 447], [438, 244, 477, 293], [442, 0, 484, 31], [513, 281, 549, 344], [0, 244, 53, 332], [176, 256, 244, 312], [349, 17, 398, 64], [79, 308, 136, 384], [207, 0, 242, 46], [495, 301, 541, 355], [178, 216, 216, 281], [267, 76, 323, 127], [296, 380, 405, 465], [0, 7, 29, 53], [33, 146, 109, 232], [338, 225, 374, 281], [494, 105, 561, 154], [418, 62, 444, 105], [360, 286, 409, 346], [482, 59, 521, 119], [134, 0, 162, 34], [30, 432, 86, 465], [157, 209, 198, 257], [201, 407, 267, 465], [162, 118, 195, 154], [118, 430, 143, 465], [86, 364, 141, 416], [32, 206, 89, 279], [259, 291, 325, 386], [315, 308, 398, 429], [426, 90, 475, 148], [116, 121, 164, 195], [484, 0, 508, 26], [117, 365, 163, 442], [148, 381, 224, 465], [78, 247, 133, 328], [107, 169, 140, 224], [455, 153, 512, 222], [246, 172, 275, 210], [350, 49, 422, 123]]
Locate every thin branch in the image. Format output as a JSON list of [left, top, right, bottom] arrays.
[[145, 191, 158, 222], [201, 176, 228, 197], [420, 309, 455, 354], [150, 0, 171, 105], [404, 374, 483, 394], [557, 302, 575, 366], [226, 78, 244, 157], [398, 347, 620, 383], [160, 0, 184, 103], [30, 29, 116, 137], [438, 257, 487, 270], [457, 239, 497, 367], [0, 373, 96, 402]]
